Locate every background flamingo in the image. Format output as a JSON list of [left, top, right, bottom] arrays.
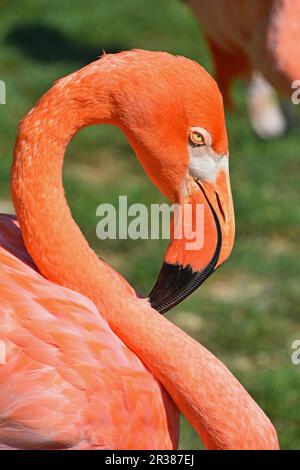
[[187, 0, 300, 138], [0, 50, 279, 449]]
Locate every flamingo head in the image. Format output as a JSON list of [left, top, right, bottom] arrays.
[[110, 50, 235, 313]]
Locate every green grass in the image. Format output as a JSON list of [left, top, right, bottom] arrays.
[[0, 0, 300, 450]]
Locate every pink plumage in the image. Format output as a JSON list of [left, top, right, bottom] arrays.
[[0, 215, 178, 449]]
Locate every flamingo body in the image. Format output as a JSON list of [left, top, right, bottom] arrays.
[[0, 215, 178, 449], [188, 0, 300, 138], [189, 0, 300, 100]]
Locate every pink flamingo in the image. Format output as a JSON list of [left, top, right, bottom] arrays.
[[0, 50, 279, 449]]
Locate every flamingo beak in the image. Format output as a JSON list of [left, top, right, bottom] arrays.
[[148, 169, 235, 313]]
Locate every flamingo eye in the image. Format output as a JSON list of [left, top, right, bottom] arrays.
[[189, 130, 206, 146]]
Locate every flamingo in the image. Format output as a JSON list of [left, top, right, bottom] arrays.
[[187, 0, 300, 139], [0, 49, 279, 450]]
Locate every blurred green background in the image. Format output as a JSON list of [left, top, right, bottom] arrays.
[[0, 0, 300, 449]]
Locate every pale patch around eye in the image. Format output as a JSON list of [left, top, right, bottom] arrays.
[[189, 149, 229, 182], [187, 128, 228, 182]]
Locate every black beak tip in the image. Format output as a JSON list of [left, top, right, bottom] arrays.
[[148, 262, 200, 314]]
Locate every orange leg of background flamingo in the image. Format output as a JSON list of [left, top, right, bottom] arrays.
[[0, 50, 279, 449]]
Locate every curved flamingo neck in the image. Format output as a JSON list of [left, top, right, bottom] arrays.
[[11, 59, 278, 449], [12, 63, 133, 308]]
